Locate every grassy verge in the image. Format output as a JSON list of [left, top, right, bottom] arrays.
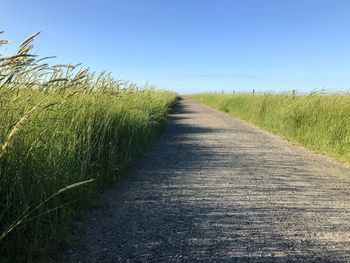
[[190, 93, 350, 163], [0, 32, 177, 261]]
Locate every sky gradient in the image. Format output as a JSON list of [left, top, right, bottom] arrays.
[[1, 0, 350, 94]]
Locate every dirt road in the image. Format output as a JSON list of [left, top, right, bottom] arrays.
[[58, 98, 350, 262]]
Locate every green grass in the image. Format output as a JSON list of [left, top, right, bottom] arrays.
[[190, 93, 350, 163], [0, 32, 177, 261]]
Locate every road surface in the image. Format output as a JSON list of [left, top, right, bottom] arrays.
[[56, 98, 350, 262]]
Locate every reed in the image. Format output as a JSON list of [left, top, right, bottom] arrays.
[[0, 31, 177, 261]]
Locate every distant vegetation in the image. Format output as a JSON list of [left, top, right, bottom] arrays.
[[191, 93, 350, 163], [0, 31, 176, 260]]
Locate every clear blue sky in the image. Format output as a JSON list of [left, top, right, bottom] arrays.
[[1, 0, 350, 94]]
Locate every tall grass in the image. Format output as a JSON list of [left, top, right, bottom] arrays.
[[191, 93, 350, 163], [0, 32, 177, 260]]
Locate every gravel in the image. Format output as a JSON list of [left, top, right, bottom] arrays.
[[52, 98, 350, 262]]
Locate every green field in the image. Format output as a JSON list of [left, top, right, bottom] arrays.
[[191, 93, 350, 163], [0, 33, 177, 260]]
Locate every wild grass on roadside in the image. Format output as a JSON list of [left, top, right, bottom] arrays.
[[191, 93, 350, 163], [0, 31, 177, 261]]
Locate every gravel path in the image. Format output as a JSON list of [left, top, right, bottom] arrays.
[[56, 98, 350, 262]]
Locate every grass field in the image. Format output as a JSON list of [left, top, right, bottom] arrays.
[[0, 32, 177, 260], [191, 93, 350, 163]]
